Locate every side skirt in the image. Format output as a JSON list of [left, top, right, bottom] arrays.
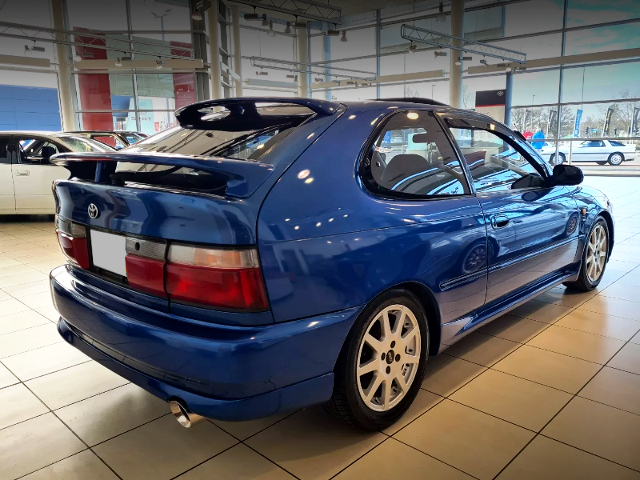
[[438, 265, 580, 351]]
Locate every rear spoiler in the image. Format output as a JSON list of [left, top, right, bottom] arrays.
[[175, 97, 341, 129], [51, 152, 274, 198]]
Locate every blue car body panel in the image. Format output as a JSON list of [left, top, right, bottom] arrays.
[[50, 98, 614, 421]]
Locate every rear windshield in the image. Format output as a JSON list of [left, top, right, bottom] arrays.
[[123, 104, 312, 163], [56, 135, 116, 152], [112, 104, 313, 193]]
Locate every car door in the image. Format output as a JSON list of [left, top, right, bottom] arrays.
[[445, 114, 581, 304], [574, 140, 604, 162], [0, 136, 15, 213], [12, 136, 68, 213]]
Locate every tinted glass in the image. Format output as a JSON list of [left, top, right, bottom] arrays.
[[366, 111, 469, 197], [123, 105, 312, 164], [55, 136, 115, 152], [0, 138, 10, 164], [449, 127, 545, 192]]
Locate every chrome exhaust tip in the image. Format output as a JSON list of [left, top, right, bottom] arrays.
[[169, 400, 205, 428]]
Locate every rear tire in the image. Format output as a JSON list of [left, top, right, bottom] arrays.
[[608, 152, 624, 166], [564, 217, 609, 292], [325, 289, 429, 430]]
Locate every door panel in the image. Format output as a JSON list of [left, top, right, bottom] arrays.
[[480, 187, 580, 302], [0, 137, 14, 212], [13, 164, 69, 212]]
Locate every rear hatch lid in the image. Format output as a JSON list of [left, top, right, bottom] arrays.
[[51, 98, 343, 324]]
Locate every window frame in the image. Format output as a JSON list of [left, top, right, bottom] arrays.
[[358, 109, 474, 201], [440, 112, 552, 196]]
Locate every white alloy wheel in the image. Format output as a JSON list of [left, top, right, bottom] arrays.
[[608, 153, 623, 166], [356, 304, 421, 412], [586, 223, 607, 283]]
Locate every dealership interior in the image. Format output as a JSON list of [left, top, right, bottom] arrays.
[[2, 0, 640, 479]]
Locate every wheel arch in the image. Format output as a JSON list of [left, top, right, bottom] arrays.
[[335, 281, 442, 369], [598, 210, 615, 256]]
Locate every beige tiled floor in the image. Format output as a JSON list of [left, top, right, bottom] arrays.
[[1, 176, 640, 480]]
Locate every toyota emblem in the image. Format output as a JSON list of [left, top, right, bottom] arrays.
[[88, 204, 100, 219]]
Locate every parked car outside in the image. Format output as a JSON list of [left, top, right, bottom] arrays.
[[65, 130, 148, 150], [0, 131, 115, 215], [50, 98, 614, 430], [540, 139, 637, 166]]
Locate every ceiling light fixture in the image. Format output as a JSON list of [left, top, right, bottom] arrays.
[[256, 70, 269, 75], [480, 59, 488, 66], [408, 42, 417, 53], [115, 57, 123, 67], [284, 21, 291, 34], [74, 53, 82, 62], [434, 50, 447, 57], [191, 11, 203, 21], [327, 23, 339, 36], [261, 14, 268, 26], [267, 20, 276, 37], [244, 7, 259, 21], [156, 59, 166, 69], [341, 31, 347, 42], [436, 1, 447, 22]]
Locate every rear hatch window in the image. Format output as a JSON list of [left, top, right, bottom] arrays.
[[115, 104, 312, 191]]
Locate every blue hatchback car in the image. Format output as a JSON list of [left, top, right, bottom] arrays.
[[50, 97, 613, 430]]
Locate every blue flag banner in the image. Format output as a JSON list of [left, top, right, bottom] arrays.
[[574, 109, 583, 138]]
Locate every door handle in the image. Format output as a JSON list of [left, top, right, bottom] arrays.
[[491, 215, 510, 229], [15, 170, 30, 176]]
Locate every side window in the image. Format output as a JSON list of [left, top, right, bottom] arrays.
[[364, 111, 469, 198], [448, 125, 546, 192], [0, 138, 10, 164], [18, 138, 46, 163]]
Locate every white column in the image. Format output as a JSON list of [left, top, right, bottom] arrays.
[[296, 26, 309, 98], [231, 5, 243, 97], [449, 0, 465, 108], [50, 0, 75, 130], [207, 1, 222, 100]]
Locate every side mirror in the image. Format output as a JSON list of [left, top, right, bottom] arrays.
[[553, 164, 583, 186], [40, 146, 56, 161]]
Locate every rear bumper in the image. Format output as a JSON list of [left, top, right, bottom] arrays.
[[51, 266, 361, 420]]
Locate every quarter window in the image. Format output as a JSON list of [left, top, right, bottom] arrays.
[[364, 111, 469, 198], [448, 126, 546, 192]]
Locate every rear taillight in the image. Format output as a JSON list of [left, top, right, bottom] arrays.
[[56, 217, 90, 269], [125, 238, 167, 298], [166, 245, 268, 311]]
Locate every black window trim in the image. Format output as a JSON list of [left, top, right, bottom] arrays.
[[358, 108, 474, 202], [439, 113, 552, 196]]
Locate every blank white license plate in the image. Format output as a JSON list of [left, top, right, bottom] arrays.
[[90, 230, 127, 277]]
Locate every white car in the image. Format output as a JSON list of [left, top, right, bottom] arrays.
[[0, 131, 115, 215], [539, 140, 637, 166]]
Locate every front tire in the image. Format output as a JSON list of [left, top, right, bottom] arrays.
[[608, 152, 624, 166], [564, 217, 609, 292], [325, 289, 429, 430]]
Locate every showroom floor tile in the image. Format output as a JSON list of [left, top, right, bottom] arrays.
[[1, 176, 640, 480]]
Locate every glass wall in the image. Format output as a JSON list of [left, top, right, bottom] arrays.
[[66, 0, 195, 134]]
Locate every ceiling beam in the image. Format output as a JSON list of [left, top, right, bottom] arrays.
[[401, 24, 527, 63]]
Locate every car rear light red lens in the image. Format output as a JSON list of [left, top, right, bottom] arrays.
[[57, 232, 91, 269], [125, 238, 167, 297], [56, 217, 90, 269], [166, 245, 268, 311], [166, 264, 268, 310], [125, 255, 166, 297]]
